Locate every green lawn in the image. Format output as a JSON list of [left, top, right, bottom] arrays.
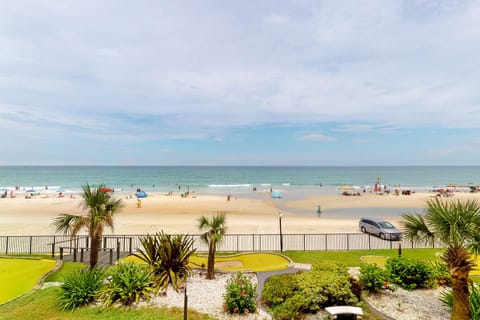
[[283, 248, 444, 267], [0, 286, 214, 320], [0, 257, 57, 304]]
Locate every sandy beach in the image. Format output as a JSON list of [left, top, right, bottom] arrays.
[[1, 191, 480, 236]]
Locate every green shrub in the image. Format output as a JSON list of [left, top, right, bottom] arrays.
[[261, 273, 299, 308], [359, 263, 388, 293], [100, 262, 154, 306], [471, 284, 480, 320], [223, 272, 257, 314], [429, 260, 451, 287], [261, 262, 358, 319], [57, 267, 104, 310], [386, 257, 432, 290]]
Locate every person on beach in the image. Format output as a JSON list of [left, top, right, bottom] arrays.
[[317, 205, 321, 217], [137, 199, 142, 208]]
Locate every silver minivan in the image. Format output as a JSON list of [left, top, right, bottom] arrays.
[[359, 217, 402, 240]]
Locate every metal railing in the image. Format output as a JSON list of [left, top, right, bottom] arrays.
[[0, 233, 442, 256]]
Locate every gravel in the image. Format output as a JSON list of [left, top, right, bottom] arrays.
[[364, 286, 451, 320], [135, 270, 453, 320], [147, 272, 272, 320]]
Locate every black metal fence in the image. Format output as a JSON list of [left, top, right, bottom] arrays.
[[0, 233, 442, 256]]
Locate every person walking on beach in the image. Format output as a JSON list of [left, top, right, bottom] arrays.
[[317, 205, 322, 217], [137, 199, 142, 208]]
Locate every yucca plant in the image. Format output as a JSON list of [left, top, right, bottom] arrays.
[[57, 267, 104, 310], [99, 262, 154, 306], [133, 231, 196, 291]]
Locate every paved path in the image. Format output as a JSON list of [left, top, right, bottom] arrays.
[[255, 263, 311, 297]]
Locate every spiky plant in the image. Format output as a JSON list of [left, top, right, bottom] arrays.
[[133, 231, 196, 291]]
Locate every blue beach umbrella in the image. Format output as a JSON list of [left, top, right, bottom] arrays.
[[136, 191, 148, 198], [271, 191, 282, 198]]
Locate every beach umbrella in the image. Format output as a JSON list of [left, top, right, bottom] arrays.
[[100, 187, 113, 193], [271, 191, 282, 198], [136, 191, 148, 198], [26, 189, 36, 193], [339, 186, 353, 191]]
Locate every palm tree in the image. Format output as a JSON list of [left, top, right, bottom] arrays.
[[402, 198, 480, 320], [54, 184, 125, 270], [133, 231, 196, 291], [198, 213, 227, 280]]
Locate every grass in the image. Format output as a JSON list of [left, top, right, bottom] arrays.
[[0, 257, 57, 304], [44, 262, 85, 282], [283, 248, 444, 267], [0, 287, 214, 320], [124, 252, 291, 272]]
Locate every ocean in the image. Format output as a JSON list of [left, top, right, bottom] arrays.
[[0, 166, 479, 196]]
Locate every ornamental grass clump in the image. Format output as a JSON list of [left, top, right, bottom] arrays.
[[99, 262, 154, 306], [57, 267, 104, 310], [223, 272, 257, 314]]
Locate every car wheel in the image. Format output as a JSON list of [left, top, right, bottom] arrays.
[[361, 226, 366, 233], [379, 233, 385, 239]]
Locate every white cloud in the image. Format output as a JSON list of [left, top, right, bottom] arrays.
[[298, 134, 336, 142], [1, 0, 480, 148]]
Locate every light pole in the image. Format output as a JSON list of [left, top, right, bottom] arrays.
[[278, 212, 283, 252]]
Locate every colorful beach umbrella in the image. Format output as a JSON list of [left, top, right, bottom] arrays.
[[136, 191, 148, 198]]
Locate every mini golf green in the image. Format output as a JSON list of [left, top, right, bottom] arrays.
[[360, 255, 389, 267], [123, 252, 290, 272], [0, 258, 57, 304]]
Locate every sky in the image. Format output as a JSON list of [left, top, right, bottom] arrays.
[[1, 0, 480, 166]]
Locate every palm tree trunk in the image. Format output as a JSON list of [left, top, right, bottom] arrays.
[[89, 235, 100, 270], [207, 241, 215, 280], [451, 269, 470, 320]]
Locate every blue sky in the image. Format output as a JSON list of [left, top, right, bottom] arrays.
[[1, 0, 480, 165]]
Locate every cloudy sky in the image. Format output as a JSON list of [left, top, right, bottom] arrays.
[[1, 0, 479, 165]]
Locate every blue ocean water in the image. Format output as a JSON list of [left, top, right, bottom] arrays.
[[0, 166, 479, 195]]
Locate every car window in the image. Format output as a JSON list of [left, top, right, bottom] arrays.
[[378, 221, 395, 229]]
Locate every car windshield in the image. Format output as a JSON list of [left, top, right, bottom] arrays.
[[378, 221, 395, 229]]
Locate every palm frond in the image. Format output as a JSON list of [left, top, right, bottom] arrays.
[[53, 214, 85, 236], [401, 212, 434, 245]]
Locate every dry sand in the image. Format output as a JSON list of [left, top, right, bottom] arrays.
[[1, 191, 479, 236]]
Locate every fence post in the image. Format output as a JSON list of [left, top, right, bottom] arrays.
[[237, 234, 239, 252], [80, 248, 84, 262], [347, 234, 350, 251], [73, 248, 77, 262], [252, 234, 255, 251], [117, 241, 120, 260], [5, 236, 8, 255], [51, 236, 56, 258], [368, 234, 371, 250], [29, 236, 33, 254], [129, 237, 133, 254], [325, 234, 328, 251], [109, 249, 113, 265], [60, 247, 64, 260], [303, 234, 306, 251]]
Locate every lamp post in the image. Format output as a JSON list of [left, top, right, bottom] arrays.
[[278, 212, 283, 252]]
